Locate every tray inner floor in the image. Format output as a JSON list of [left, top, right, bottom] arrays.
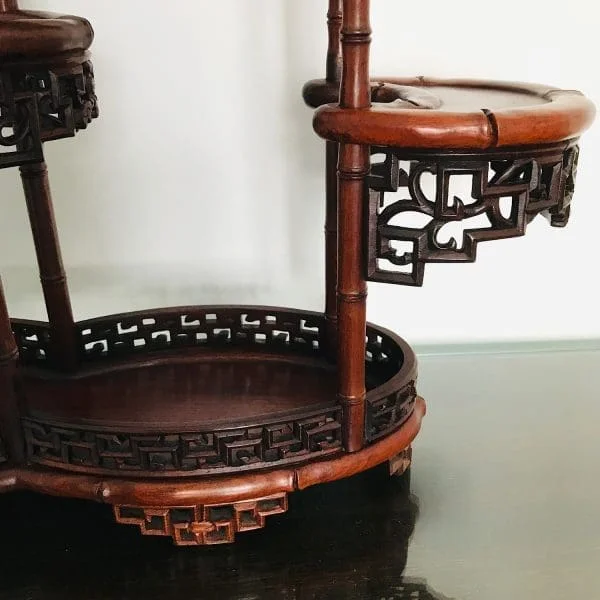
[[20, 356, 338, 431]]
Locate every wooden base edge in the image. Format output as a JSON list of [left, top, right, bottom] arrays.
[[0, 397, 424, 545]]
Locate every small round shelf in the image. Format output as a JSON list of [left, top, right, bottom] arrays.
[[313, 77, 596, 149], [0, 8, 93, 60], [308, 77, 595, 287]]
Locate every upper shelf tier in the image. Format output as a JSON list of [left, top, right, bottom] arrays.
[[313, 77, 596, 149], [0, 9, 93, 62]]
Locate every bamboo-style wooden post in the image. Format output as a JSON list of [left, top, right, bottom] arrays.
[[337, 0, 371, 452], [0, 0, 18, 12], [324, 0, 342, 361], [20, 162, 78, 371], [0, 278, 23, 463]]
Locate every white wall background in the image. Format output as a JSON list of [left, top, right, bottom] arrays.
[[1, 0, 598, 344]]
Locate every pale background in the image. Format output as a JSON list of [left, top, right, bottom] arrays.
[[1, 0, 598, 346]]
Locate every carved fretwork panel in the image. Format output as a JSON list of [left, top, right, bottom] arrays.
[[368, 142, 580, 286], [15, 308, 416, 457], [365, 327, 416, 442], [0, 87, 43, 168], [0, 60, 98, 169], [114, 493, 288, 546], [23, 407, 344, 476], [78, 308, 324, 362], [34, 60, 99, 141], [11, 320, 51, 366], [368, 384, 417, 443]]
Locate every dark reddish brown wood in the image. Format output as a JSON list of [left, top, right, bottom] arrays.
[[314, 78, 595, 149], [336, 0, 371, 452], [0, 278, 23, 464], [367, 141, 580, 286], [1, 0, 595, 548], [325, 141, 339, 360], [0, 7, 93, 58], [326, 0, 342, 82], [12, 306, 417, 479], [323, 0, 342, 361], [324, 141, 339, 361], [1, 396, 425, 504], [20, 162, 78, 371], [0, 0, 18, 12]]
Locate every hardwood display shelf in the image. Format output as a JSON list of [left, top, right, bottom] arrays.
[[0, 0, 594, 545]]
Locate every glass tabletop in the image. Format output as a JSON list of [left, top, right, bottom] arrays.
[[0, 347, 598, 600]]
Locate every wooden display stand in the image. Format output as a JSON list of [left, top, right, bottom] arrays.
[[0, 0, 594, 545]]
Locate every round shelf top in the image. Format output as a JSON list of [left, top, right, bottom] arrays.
[[0, 9, 93, 61], [314, 77, 596, 149]]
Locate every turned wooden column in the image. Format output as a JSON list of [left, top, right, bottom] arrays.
[[337, 0, 371, 452], [20, 162, 78, 371], [0, 278, 23, 463], [324, 0, 342, 360], [0, 0, 18, 11]]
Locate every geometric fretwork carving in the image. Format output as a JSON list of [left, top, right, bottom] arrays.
[[78, 307, 324, 363], [367, 384, 417, 443], [0, 92, 43, 168], [365, 327, 416, 442], [0, 60, 98, 170], [12, 308, 409, 389], [35, 60, 99, 141], [114, 493, 288, 545], [16, 308, 417, 461], [11, 320, 51, 366], [23, 407, 343, 476], [368, 142, 580, 286]]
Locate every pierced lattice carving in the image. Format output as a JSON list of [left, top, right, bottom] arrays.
[[368, 142, 580, 286], [365, 326, 416, 441], [114, 493, 288, 546], [11, 320, 51, 366], [35, 60, 99, 140], [78, 307, 323, 362], [368, 384, 417, 442], [23, 407, 344, 476], [0, 92, 43, 168], [16, 308, 416, 465], [0, 60, 98, 169]]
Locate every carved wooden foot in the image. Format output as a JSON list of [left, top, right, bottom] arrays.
[[389, 446, 412, 477], [113, 492, 288, 546]]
